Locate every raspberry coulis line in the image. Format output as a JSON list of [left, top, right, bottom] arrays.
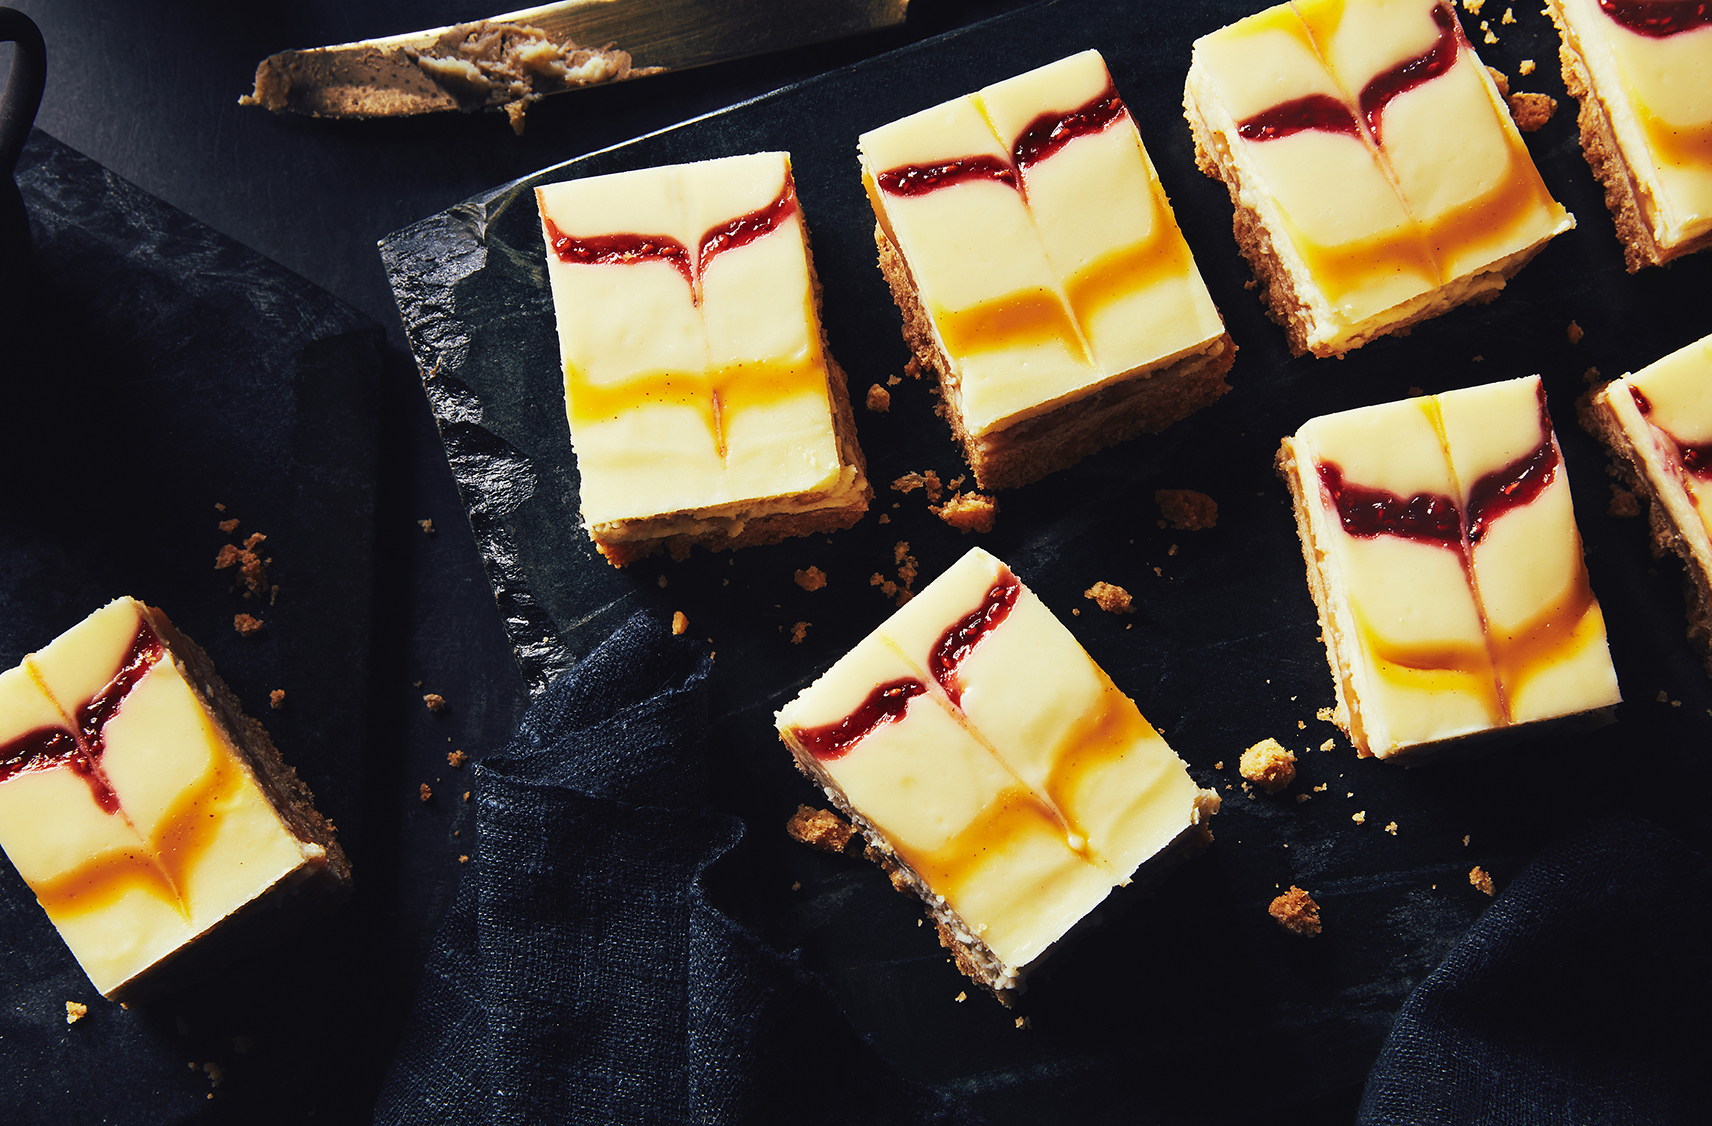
[[1598, 0, 1711, 37], [877, 84, 1130, 198], [1236, 2, 1463, 147], [542, 179, 799, 302], [792, 573, 1023, 759], [1631, 386, 1712, 478], [0, 622, 164, 813]]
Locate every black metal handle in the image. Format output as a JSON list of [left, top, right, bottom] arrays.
[[0, 7, 44, 177]]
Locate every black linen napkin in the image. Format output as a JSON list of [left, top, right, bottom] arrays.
[[374, 609, 981, 1125], [1357, 815, 1712, 1125]]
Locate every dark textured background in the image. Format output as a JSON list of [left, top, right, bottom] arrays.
[[6, 0, 1712, 1121]]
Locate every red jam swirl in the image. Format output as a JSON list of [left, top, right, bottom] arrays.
[[1631, 385, 1712, 479], [0, 621, 164, 812], [1465, 437, 1558, 543], [1236, 3, 1462, 148], [1012, 84, 1128, 170], [1317, 462, 1461, 546], [928, 573, 1023, 706], [793, 678, 925, 761], [1238, 94, 1362, 142], [1359, 3, 1462, 145], [543, 180, 800, 303], [1598, 0, 1711, 37], [876, 155, 1018, 197], [793, 572, 1023, 758]]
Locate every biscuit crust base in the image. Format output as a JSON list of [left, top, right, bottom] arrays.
[[874, 225, 1234, 493], [1581, 389, 1712, 674], [1549, 0, 1712, 272], [1184, 83, 1550, 358]]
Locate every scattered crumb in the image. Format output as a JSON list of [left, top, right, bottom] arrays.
[[233, 614, 264, 637], [463, 791, 471, 802], [955, 991, 967, 1003], [1463, 835, 1471, 846], [1482, 22, 1498, 43], [865, 384, 891, 412], [447, 750, 468, 768], [269, 689, 286, 710], [459, 854, 469, 864], [1268, 886, 1322, 937], [1462, 0, 1484, 12], [1567, 320, 1584, 344], [1352, 810, 1367, 825], [214, 502, 226, 512], [1385, 821, 1399, 835], [891, 472, 931, 495], [904, 357, 923, 380], [218, 518, 240, 534], [1313, 783, 1327, 792], [878, 513, 890, 524], [1239, 738, 1297, 793], [790, 621, 809, 645], [1657, 689, 1670, 703], [1519, 58, 1536, 75], [791, 881, 801, 891], [1155, 489, 1218, 530], [1243, 277, 1258, 290], [1296, 719, 1306, 730], [672, 611, 689, 636], [932, 491, 998, 533], [1083, 581, 1134, 614], [203, 1062, 223, 1088], [887, 374, 902, 386], [786, 805, 855, 853], [1296, 793, 1312, 803], [1470, 866, 1495, 896], [1502, 5, 1516, 22], [65, 1001, 87, 1025], [1486, 66, 1510, 97], [657, 574, 668, 588], [419, 783, 432, 802], [424, 693, 447, 713], [1213, 761, 1224, 771], [1583, 366, 1602, 384], [794, 566, 828, 591], [1608, 484, 1640, 518], [1316, 707, 1336, 724], [1015, 1017, 1029, 1030], [419, 518, 436, 535], [1072, 608, 1080, 616], [1508, 91, 1557, 131]]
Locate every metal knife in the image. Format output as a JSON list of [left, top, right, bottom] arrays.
[[240, 0, 912, 129]]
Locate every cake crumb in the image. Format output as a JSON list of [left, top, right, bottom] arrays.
[[1083, 581, 1134, 614], [269, 689, 286, 710], [65, 1001, 87, 1025], [1239, 738, 1297, 793], [423, 693, 447, 713], [932, 491, 998, 533], [1385, 821, 1399, 835], [1482, 22, 1498, 43], [1463, 835, 1471, 846], [1015, 1016, 1029, 1029], [887, 374, 902, 386], [1352, 810, 1367, 825], [218, 518, 240, 534], [672, 611, 689, 636], [1607, 484, 1640, 517], [1470, 866, 1495, 896], [447, 750, 468, 768], [1462, 0, 1484, 12], [865, 384, 891, 412], [790, 621, 809, 645], [1567, 320, 1584, 344], [419, 518, 436, 535], [656, 574, 668, 588], [1486, 66, 1510, 97], [1657, 689, 1670, 703], [1155, 489, 1218, 530], [1295, 793, 1311, 803], [463, 791, 471, 802], [458, 854, 469, 864], [215, 502, 226, 511], [1316, 707, 1336, 724], [877, 513, 890, 524], [419, 783, 432, 802], [904, 357, 923, 380], [955, 991, 967, 1003], [1268, 886, 1322, 936], [202, 1062, 223, 1088], [1519, 58, 1536, 75], [1502, 4, 1516, 20], [1296, 720, 1306, 729], [233, 614, 264, 637], [794, 566, 828, 591], [1313, 783, 1327, 793], [786, 805, 855, 853], [1507, 91, 1556, 131]]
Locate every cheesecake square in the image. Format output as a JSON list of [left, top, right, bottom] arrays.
[[535, 152, 871, 566], [1548, 0, 1712, 270], [775, 547, 1218, 996], [0, 598, 350, 1001], [1278, 376, 1620, 760], [1185, 0, 1575, 357], [859, 50, 1235, 492], [1585, 333, 1712, 669]]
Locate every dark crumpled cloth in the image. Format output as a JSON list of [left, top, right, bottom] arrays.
[[374, 609, 979, 1125], [1358, 815, 1712, 1125]]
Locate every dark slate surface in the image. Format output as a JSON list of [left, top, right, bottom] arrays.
[[0, 129, 381, 1124], [381, 0, 1712, 1121]]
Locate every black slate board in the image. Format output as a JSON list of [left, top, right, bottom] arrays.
[[381, 1, 1712, 1120], [1, 130, 381, 1124]]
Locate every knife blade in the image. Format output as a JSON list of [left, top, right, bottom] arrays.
[[240, 0, 912, 130]]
